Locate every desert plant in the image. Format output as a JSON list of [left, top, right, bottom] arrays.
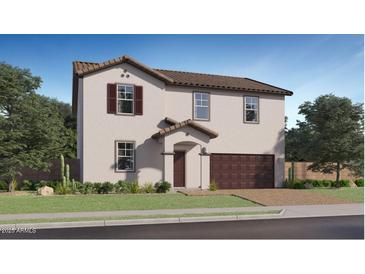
[[65, 164, 70, 185], [141, 182, 154, 193], [354, 179, 364, 187], [209, 180, 218, 191], [154, 181, 171, 193], [55, 183, 72, 195], [60, 154, 65, 181], [129, 181, 140, 194]]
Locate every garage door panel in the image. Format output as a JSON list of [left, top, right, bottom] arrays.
[[210, 154, 274, 189]]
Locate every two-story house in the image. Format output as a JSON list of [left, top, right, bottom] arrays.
[[72, 55, 293, 189]]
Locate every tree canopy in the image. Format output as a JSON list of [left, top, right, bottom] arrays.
[[0, 62, 76, 187], [286, 94, 364, 185]]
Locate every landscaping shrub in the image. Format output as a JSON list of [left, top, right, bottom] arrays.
[[285, 178, 353, 188], [21, 180, 34, 191], [93, 182, 103, 194], [209, 180, 218, 191], [339, 180, 350, 187], [21, 180, 58, 191], [0, 180, 7, 191], [292, 180, 305, 189], [115, 180, 130, 193], [354, 179, 364, 187], [79, 182, 94, 194], [308, 179, 320, 187], [330, 180, 350, 187], [154, 181, 171, 193], [321, 180, 332, 187], [141, 182, 155, 193], [100, 181, 114, 194], [129, 181, 140, 194]]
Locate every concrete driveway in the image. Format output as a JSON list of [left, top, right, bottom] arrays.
[[179, 189, 349, 206]]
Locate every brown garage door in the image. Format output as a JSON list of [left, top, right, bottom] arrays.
[[210, 154, 274, 189]]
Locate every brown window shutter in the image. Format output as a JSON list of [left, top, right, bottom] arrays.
[[134, 86, 143, 115], [107, 83, 117, 114]]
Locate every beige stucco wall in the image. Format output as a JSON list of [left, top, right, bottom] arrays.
[[81, 63, 166, 184], [164, 86, 286, 187], [78, 64, 286, 188]]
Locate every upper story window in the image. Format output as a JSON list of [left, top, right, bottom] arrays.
[[117, 84, 134, 114], [116, 141, 135, 172], [244, 96, 259, 123], [193, 92, 210, 120]]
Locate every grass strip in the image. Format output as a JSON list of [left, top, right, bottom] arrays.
[[0, 210, 281, 225]]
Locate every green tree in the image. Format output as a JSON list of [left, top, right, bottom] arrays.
[[48, 99, 77, 158], [298, 94, 364, 187], [0, 62, 71, 190]]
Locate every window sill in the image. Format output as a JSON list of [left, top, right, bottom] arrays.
[[115, 112, 135, 116], [115, 170, 136, 173], [193, 118, 210, 122]]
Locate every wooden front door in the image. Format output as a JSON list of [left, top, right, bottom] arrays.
[[173, 151, 185, 187]]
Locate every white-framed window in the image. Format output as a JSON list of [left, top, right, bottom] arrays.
[[117, 84, 134, 114], [244, 96, 259, 123], [116, 141, 135, 172], [193, 92, 210, 120]]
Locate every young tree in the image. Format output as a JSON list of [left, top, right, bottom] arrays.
[[298, 94, 364, 187], [0, 62, 70, 190]]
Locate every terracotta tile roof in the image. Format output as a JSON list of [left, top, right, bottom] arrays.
[[72, 55, 293, 114], [151, 118, 218, 139], [155, 69, 292, 95], [73, 55, 174, 83], [73, 55, 292, 96]]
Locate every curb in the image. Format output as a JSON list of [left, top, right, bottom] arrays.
[[0, 211, 284, 230]]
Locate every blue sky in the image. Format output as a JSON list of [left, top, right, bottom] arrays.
[[0, 34, 363, 128]]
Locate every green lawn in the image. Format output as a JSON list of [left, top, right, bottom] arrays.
[[0, 193, 258, 214], [0, 210, 280, 225], [307, 187, 364, 203]]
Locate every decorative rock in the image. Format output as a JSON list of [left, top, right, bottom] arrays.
[[37, 186, 54, 196], [304, 182, 313, 189]]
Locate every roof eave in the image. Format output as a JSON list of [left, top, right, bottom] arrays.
[[165, 82, 293, 96]]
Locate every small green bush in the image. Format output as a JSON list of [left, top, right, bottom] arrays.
[[141, 182, 154, 193], [78, 182, 93, 194], [154, 181, 171, 193], [21, 180, 33, 190], [93, 182, 103, 194], [100, 181, 114, 194], [354, 179, 364, 187], [292, 180, 305, 189], [115, 180, 131, 193], [209, 180, 218, 191], [331, 180, 350, 187], [0, 180, 8, 191], [339, 180, 350, 187], [321, 180, 332, 187], [21, 180, 58, 191], [129, 181, 140, 194]]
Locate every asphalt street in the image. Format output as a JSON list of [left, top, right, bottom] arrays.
[[1, 215, 363, 239]]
